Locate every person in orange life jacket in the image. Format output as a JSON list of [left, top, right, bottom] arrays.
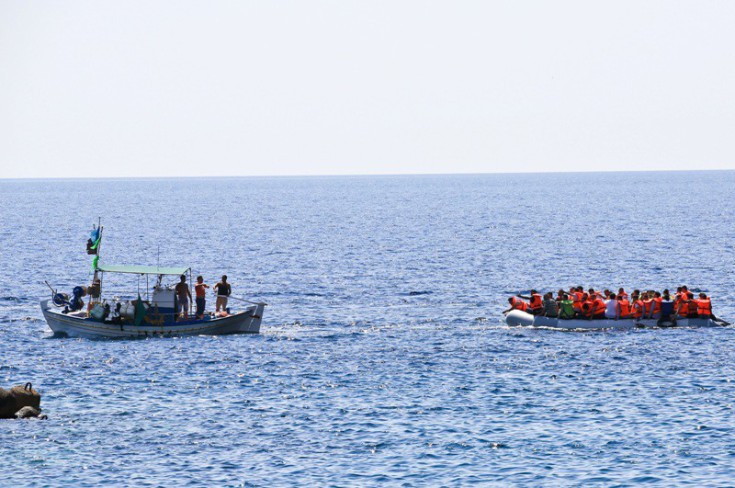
[[673, 287, 686, 314], [591, 294, 606, 319], [517, 290, 543, 315], [675, 292, 690, 317], [575, 286, 584, 301], [617, 294, 631, 318], [580, 296, 593, 320], [571, 291, 585, 313], [647, 291, 663, 319], [503, 296, 528, 314], [617, 288, 629, 301], [631, 293, 645, 320], [642, 291, 654, 318], [686, 292, 699, 318], [588, 288, 598, 300], [602, 289, 611, 300], [695, 293, 712, 319], [604, 292, 619, 319]]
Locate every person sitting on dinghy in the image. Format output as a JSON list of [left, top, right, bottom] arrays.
[[572, 291, 585, 315], [657, 291, 676, 326], [641, 292, 654, 319], [686, 292, 699, 318], [542, 292, 558, 318], [646, 291, 663, 319], [694, 293, 726, 323], [503, 296, 529, 314], [591, 293, 606, 319], [617, 294, 631, 319], [558, 294, 576, 319], [675, 293, 691, 318], [604, 293, 619, 319], [516, 290, 543, 315], [631, 293, 645, 321]]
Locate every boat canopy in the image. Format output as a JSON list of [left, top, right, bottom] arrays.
[[97, 264, 190, 275]]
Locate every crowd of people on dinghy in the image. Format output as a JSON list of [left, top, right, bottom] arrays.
[[503, 286, 723, 324]]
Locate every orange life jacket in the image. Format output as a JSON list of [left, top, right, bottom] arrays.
[[652, 297, 662, 315], [593, 298, 606, 315], [529, 293, 543, 311], [618, 299, 631, 317], [618, 291, 628, 300], [643, 299, 653, 315], [582, 301, 594, 318], [511, 297, 528, 312], [676, 298, 689, 316], [688, 300, 699, 316], [632, 300, 644, 318], [697, 298, 712, 317]]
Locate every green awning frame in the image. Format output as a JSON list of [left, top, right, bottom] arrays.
[[97, 264, 190, 275]]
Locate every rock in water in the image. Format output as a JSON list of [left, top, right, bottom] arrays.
[[0, 383, 42, 419], [15, 406, 46, 419]]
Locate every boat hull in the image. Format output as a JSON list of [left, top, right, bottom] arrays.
[[40, 300, 265, 338], [505, 309, 720, 330]]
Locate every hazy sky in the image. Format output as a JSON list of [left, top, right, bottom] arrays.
[[2, 1, 734, 178]]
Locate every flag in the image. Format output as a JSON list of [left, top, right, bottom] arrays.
[[86, 226, 102, 254], [91, 255, 99, 271]]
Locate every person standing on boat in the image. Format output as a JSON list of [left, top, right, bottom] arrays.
[[194, 276, 209, 319], [175, 275, 192, 320], [214, 275, 231, 313]]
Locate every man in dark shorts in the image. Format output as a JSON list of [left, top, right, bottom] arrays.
[[175, 275, 192, 320], [194, 276, 209, 319]]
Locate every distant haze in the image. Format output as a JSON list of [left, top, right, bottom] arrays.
[[2, 1, 734, 178]]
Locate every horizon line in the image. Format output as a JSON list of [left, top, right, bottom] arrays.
[[1, 167, 733, 182]]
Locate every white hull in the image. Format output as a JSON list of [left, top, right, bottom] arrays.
[[40, 300, 265, 338], [505, 309, 720, 330]]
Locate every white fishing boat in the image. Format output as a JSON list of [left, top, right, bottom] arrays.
[[504, 309, 722, 330], [40, 223, 266, 339]]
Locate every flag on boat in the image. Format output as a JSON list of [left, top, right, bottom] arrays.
[[91, 255, 99, 271], [86, 226, 101, 255]]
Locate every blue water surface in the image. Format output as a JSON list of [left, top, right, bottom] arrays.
[[1, 171, 735, 486]]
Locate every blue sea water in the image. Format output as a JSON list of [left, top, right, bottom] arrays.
[[1, 171, 735, 486]]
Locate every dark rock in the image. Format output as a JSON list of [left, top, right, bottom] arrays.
[[15, 406, 45, 419], [0, 383, 42, 419]]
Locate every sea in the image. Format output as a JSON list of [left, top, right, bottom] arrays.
[[1, 171, 735, 486]]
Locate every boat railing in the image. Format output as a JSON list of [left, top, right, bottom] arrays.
[[225, 296, 268, 306], [96, 291, 265, 305]]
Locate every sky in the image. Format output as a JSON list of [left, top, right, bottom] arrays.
[[1, 0, 734, 178]]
